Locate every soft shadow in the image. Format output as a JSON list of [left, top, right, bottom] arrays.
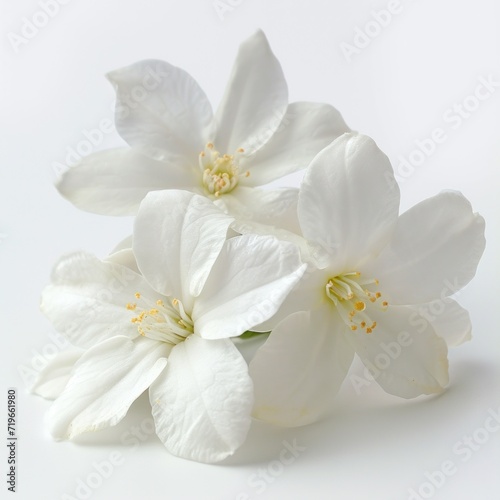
[[72, 392, 160, 449], [67, 357, 497, 466], [224, 357, 498, 467]]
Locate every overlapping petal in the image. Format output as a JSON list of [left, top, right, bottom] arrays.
[[346, 306, 449, 398], [149, 335, 253, 463], [105, 248, 140, 274], [133, 191, 233, 308], [56, 148, 195, 215], [298, 133, 400, 272], [108, 59, 213, 163], [30, 349, 82, 400], [250, 310, 354, 427], [214, 30, 288, 155], [410, 299, 472, 348], [252, 267, 329, 332], [363, 191, 486, 305], [193, 234, 306, 339], [41, 252, 155, 349], [241, 102, 350, 186], [46, 336, 169, 439], [218, 186, 300, 233]]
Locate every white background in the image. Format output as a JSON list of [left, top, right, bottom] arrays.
[[1, 0, 499, 499]]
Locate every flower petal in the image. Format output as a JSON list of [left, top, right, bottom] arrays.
[[133, 191, 233, 308], [110, 234, 133, 253], [105, 248, 140, 274], [57, 148, 196, 215], [108, 59, 213, 162], [241, 102, 350, 186], [193, 234, 306, 339], [347, 305, 449, 398], [364, 191, 486, 305], [298, 133, 400, 272], [30, 349, 83, 400], [218, 186, 300, 233], [214, 30, 288, 155], [41, 252, 155, 349], [250, 310, 355, 427], [252, 266, 330, 332], [149, 336, 253, 463], [46, 336, 169, 439], [410, 299, 472, 348]]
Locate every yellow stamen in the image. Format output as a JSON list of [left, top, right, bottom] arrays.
[[325, 271, 386, 336]]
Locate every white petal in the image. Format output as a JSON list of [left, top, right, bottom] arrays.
[[110, 234, 133, 253], [410, 299, 472, 348], [193, 234, 306, 339], [218, 186, 300, 233], [231, 216, 315, 265], [250, 310, 355, 427], [252, 266, 330, 333], [30, 349, 83, 400], [47, 336, 169, 439], [347, 305, 449, 398], [241, 102, 350, 186], [232, 333, 269, 365], [214, 30, 288, 155], [298, 133, 400, 272], [364, 191, 486, 305], [108, 59, 213, 162], [105, 248, 140, 274], [149, 336, 253, 463], [228, 222, 333, 333], [57, 148, 195, 215], [41, 252, 156, 349], [133, 191, 233, 308]]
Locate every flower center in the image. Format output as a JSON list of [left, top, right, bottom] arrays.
[[199, 142, 249, 197], [325, 272, 388, 334], [126, 292, 194, 346]]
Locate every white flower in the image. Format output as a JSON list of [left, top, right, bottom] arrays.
[[249, 133, 486, 427], [38, 190, 306, 462], [56, 30, 349, 230]]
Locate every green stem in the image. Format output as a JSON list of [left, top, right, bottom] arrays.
[[238, 330, 270, 339]]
